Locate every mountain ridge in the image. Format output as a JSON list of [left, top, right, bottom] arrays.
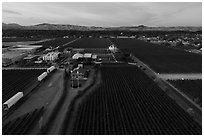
[[2, 23, 202, 31]]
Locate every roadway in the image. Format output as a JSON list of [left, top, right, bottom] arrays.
[[128, 54, 202, 125], [43, 67, 96, 135], [3, 69, 64, 126], [159, 73, 202, 80]]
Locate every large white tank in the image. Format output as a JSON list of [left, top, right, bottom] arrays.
[[3, 92, 24, 110], [47, 66, 55, 73], [38, 72, 48, 81]]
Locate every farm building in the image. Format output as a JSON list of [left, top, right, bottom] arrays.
[[83, 53, 92, 59], [72, 53, 95, 60], [109, 45, 118, 52], [42, 52, 60, 61], [10, 47, 36, 54], [23, 55, 40, 62], [63, 47, 73, 53], [116, 36, 129, 38], [72, 53, 95, 65], [11, 45, 42, 54], [72, 53, 84, 60], [83, 53, 92, 64], [92, 54, 97, 61]]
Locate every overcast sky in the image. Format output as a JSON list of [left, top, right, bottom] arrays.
[[2, 2, 202, 27]]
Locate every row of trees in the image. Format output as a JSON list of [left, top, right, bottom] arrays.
[[3, 29, 201, 39]]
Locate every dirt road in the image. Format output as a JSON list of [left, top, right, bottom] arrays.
[[129, 54, 202, 125], [159, 73, 202, 80], [3, 69, 65, 135], [45, 68, 96, 135]]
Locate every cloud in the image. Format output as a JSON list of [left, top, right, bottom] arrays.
[[2, 2, 202, 27], [3, 9, 21, 15]]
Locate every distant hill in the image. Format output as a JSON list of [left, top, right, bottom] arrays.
[[2, 23, 25, 30], [2, 23, 202, 31], [2, 23, 103, 31]]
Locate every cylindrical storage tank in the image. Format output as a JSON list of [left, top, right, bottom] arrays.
[[47, 66, 55, 73], [50, 66, 55, 72], [3, 92, 24, 110], [38, 72, 48, 81], [47, 67, 51, 73]]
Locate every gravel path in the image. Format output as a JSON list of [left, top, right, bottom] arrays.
[[159, 73, 202, 80]]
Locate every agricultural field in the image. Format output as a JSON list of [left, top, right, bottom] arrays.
[[110, 38, 202, 73], [112, 51, 134, 62], [83, 48, 109, 54], [70, 64, 201, 135], [168, 80, 202, 106], [2, 69, 46, 103], [2, 37, 43, 42], [3, 107, 44, 135], [31, 38, 76, 48], [66, 38, 112, 48]]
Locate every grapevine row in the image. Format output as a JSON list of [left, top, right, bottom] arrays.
[[3, 107, 44, 135], [71, 64, 201, 135]]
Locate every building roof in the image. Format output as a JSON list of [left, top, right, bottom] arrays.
[[24, 55, 39, 60], [10, 47, 35, 51], [16, 45, 42, 48], [92, 54, 97, 59], [43, 52, 60, 57], [72, 53, 84, 59], [84, 53, 92, 58], [72, 67, 86, 74], [109, 45, 117, 51]]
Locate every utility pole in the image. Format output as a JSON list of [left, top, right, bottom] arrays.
[[77, 70, 79, 88], [71, 70, 73, 88]]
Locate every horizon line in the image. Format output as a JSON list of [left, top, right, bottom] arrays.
[[2, 22, 202, 28]]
